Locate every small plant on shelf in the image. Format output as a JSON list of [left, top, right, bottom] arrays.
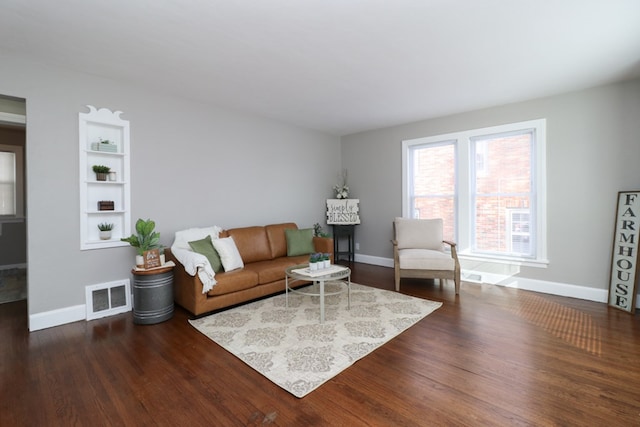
[[97, 222, 114, 240], [97, 222, 114, 231], [92, 164, 111, 181]]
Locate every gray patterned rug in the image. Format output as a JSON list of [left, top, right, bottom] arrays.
[[0, 268, 27, 304], [189, 282, 442, 398]]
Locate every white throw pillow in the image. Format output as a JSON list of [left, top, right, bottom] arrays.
[[212, 236, 244, 272]]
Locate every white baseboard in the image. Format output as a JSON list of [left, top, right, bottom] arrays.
[[355, 253, 393, 268], [0, 263, 27, 271], [29, 305, 86, 331], [26, 256, 639, 331], [359, 256, 640, 308]]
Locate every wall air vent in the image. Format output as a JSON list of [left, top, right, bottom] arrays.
[[85, 279, 131, 320]]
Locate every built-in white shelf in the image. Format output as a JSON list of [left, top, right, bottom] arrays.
[[79, 105, 131, 250]]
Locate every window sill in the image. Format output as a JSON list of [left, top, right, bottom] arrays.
[[0, 216, 26, 224], [458, 252, 549, 268]]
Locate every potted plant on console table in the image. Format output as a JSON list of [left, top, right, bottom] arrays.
[[121, 218, 175, 325]]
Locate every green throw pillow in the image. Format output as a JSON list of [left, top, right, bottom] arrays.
[[285, 228, 315, 256], [188, 235, 223, 273]]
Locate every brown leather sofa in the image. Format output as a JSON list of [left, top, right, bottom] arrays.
[[165, 222, 333, 316]]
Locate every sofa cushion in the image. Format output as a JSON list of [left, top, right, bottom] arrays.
[[207, 268, 259, 296], [265, 223, 298, 259], [226, 226, 272, 263], [244, 258, 292, 284], [188, 235, 223, 273], [212, 237, 244, 272], [285, 228, 315, 256]]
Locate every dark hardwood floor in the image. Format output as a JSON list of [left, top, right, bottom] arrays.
[[2, 263, 639, 426]]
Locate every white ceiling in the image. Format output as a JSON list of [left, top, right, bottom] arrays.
[[1, 0, 639, 136]]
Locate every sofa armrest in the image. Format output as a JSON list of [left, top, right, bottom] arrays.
[[165, 248, 209, 315], [313, 236, 334, 262]]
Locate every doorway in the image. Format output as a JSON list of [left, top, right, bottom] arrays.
[[0, 95, 27, 307]]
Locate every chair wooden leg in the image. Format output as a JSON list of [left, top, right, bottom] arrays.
[[394, 268, 400, 292]]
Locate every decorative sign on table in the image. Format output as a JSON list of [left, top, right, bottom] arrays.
[[326, 199, 360, 225], [143, 249, 162, 269], [608, 191, 640, 313]]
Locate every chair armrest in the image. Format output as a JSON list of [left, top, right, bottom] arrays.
[[443, 240, 459, 261], [443, 240, 456, 248]]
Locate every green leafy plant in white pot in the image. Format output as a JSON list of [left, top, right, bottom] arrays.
[[121, 218, 163, 267]]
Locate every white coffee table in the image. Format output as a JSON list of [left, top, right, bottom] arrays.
[[285, 264, 351, 323]]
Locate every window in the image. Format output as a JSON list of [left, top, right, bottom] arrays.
[[407, 141, 456, 241], [402, 119, 547, 265], [0, 144, 24, 218]]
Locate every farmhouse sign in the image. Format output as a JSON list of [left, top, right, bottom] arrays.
[[608, 191, 640, 313], [143, 249, 162, 269], [326, 199, 360, 225]]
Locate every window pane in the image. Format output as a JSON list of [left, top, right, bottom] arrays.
[[0, 151, 16, 215], [410, 143, 455, 241], [472, 132, 533, 256]]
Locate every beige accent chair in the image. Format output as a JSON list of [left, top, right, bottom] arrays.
[[392, 217, 461, 294]]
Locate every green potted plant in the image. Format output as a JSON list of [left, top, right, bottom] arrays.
[[97, 222, 114, 240], [121, 218, 162, 267], [323, 252, 330, 268], [92, 164, 111, 181], [313, 223, 330, 237]]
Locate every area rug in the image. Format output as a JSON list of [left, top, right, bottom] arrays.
[[0, 268, 27, 304], [189, 282, 442, 398]]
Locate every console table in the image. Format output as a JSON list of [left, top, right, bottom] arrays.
[[332, 224, 356, 263]]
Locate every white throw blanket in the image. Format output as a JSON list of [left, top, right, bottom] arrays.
[[170, 226, 222, 294]]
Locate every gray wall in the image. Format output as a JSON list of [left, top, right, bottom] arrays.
[[0, 52, 341, 320], [3, 46, 638, 323], [342, 79, 640, 291]]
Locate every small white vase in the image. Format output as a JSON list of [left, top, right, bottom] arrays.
[[309, 262, 318, 271], [99, 230, 111, 240], [136, 255, 144, 268]]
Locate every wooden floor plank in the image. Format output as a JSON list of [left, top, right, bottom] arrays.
[[1, 262, 639, 426]]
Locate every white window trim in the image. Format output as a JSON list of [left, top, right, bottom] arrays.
[[0, 143, 24, 221], [402, 119, 548, 267]]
